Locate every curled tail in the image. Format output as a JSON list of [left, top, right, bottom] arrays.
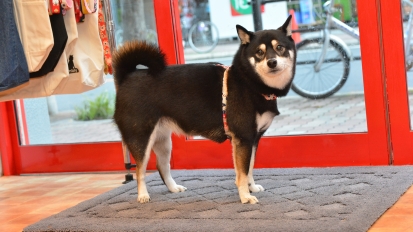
[[112, 41, 166, 86]]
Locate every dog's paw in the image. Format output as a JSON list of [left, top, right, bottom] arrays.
[[241, 194, 259, 204], [249, 184, 265, 193], [169, 184, 187, 193], [137, 194, 151, 203]]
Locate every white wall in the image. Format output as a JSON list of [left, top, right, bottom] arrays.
[[209, 0, 288, 39]]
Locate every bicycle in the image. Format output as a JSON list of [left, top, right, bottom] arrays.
[[186, 19, 219, 53], [291, 0, 358, 99], [292, 0, 413, 99]]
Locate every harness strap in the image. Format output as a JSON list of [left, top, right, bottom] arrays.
[[221, 66, 230, 135], [217, 64, 277, 138], [262, 94, 277, 100]]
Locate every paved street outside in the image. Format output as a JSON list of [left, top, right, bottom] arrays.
[[50, 93, 413, 144]]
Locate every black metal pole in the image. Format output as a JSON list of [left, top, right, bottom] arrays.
[[251, 0, 263, 31]]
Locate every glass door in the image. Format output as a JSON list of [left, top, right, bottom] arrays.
[[169, 0, 390, 169], [0, 0, 180, 174], [2, 0, 404, 175]]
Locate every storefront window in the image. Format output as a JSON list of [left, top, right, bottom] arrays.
[[16, 0, 156, 145], [15, 0, 368, 144], [183, 0, 366, 138]]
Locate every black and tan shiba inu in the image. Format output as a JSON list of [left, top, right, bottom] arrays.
[[112, 16, 296, 204]]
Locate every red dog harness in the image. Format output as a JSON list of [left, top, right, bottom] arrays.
[[218, 64, 277, 136]]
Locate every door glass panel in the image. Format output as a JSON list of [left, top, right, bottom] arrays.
[[16, 0, 156, 145], [401, 0, 413, 130], [182, 0, 367, 139]]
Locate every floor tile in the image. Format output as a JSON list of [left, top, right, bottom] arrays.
[[369, 215, 413, 230]]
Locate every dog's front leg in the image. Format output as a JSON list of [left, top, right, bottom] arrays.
[[231, 137, 259, 204], [248, 134, 265, 193], [248, 145, 264, 193]]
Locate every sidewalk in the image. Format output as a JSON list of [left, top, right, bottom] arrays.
[[48, 93, 374, 144], [50, 92, 413, 144], [184, 42, 239, 61]]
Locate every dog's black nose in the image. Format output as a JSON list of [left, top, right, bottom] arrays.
[[267, 58, 277, 69]]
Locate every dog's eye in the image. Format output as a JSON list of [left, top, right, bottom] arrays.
[[276, 45, 284, 52], [256, 49, 265, 56]]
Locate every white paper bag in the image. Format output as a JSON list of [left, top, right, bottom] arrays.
[[13, 0, 54, 72]]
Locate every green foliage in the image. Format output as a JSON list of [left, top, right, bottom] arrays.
[[75, 91, 115, 121]]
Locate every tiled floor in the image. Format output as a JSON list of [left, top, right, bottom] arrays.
[[0, 173, 124, 232], [0, 173, 412, 232], [369, 186, 413, 232]]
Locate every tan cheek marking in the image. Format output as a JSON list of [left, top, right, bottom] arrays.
[[271, 40, 278, 50], [289, 50, 295, 59], [255, 59, 269, 78], [249, 57, 255, 66]]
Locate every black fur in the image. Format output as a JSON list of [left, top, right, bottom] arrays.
[[112, 41, 167, 86], [113, 16, 296, 204]]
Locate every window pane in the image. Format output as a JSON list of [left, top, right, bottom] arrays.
[[182, 0, 366, 139], [18, 0, 157, 145]]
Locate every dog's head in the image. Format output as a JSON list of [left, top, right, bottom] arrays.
[[235, 16, 296, 95]]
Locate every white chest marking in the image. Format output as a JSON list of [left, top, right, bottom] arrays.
[[256, 112, 275, 132]]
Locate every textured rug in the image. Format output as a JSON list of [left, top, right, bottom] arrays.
[[25, 166, 413, 232]]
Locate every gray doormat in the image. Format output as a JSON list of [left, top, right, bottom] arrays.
[[24, 166, 413, 232]]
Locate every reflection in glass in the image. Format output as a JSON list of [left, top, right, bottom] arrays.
[[19, 0, 157, 145], [184, 0, 367, 139], [401, 0, 413, 129], [113, 0, 158, 46]]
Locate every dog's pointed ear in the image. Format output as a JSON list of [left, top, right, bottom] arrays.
[[278, 15, 293, 37], [236, 25, 253, 44]]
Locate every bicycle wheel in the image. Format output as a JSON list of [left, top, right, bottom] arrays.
[[188, 21, 219, 53], [292, 37, 350, 99]]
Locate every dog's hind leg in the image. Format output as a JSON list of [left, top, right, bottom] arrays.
[[153, 125, 187, 193], [231, 136, 259, 204], [135, 157, 151, 203], [248, 133, 265, 193], [124, 125, 157, 203]]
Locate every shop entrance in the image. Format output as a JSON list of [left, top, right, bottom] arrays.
[[1, 0, 412, 175]]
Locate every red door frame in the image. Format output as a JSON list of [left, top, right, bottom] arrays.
[[0, 101, 18, 175], [1, 0, 409, 175], [380, 0, 413, 164]]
